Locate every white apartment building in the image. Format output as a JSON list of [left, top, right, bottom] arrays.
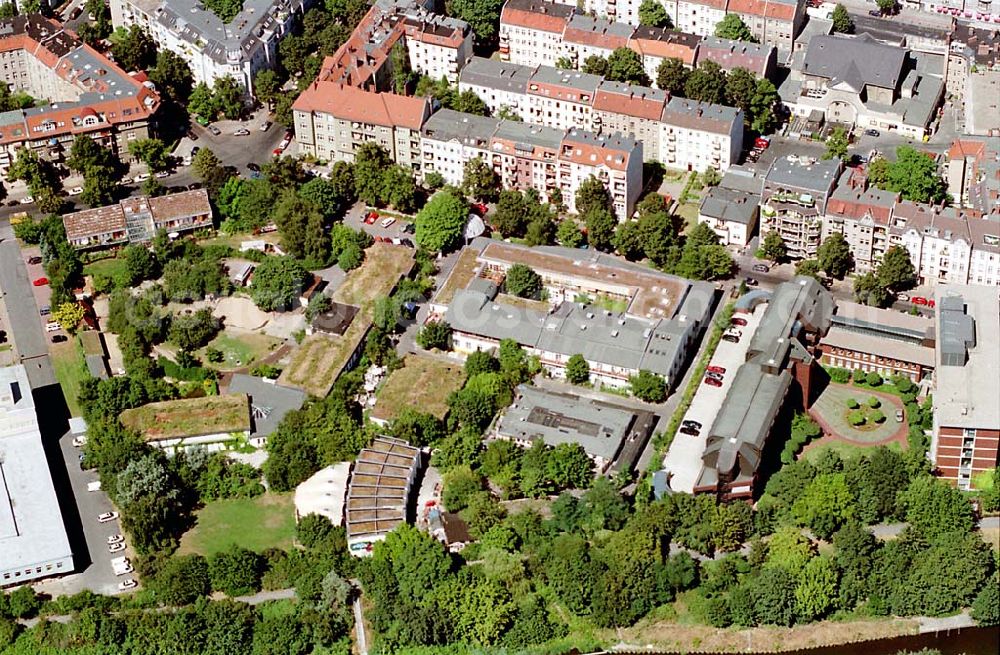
[[110, 0, 310, 96], [499, 0, 577, 67], [677, 0, 729, 37], [760, 155, 843, 260], [459, 57, 743, 173], [420, 109, 643, 219], [401, 13, 474, 83]]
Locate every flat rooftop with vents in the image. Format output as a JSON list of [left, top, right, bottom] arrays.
[[0, 364, 74, 587]]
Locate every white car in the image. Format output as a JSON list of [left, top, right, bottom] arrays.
[[118, 579, 137, 591], [896, 293, 911, 302], [72, 435, 88, 447], [108, 542, 125, 553], [107, 534, 124, 545], [97, 512, 119, 523], [380, 217, 396, 228], [133, 173, 151, 183], [154, 171, 171, 179], [19, 196, 33, 204], [45, 322, 61, 333], [113, 565, 134, 576], [233, 128, 250, 136], [68, 186, 83, 196]]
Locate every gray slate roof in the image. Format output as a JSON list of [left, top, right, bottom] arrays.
[[227, 374, 307, 437], [802, 33, 908, 90], [699, 186, 759, 225]]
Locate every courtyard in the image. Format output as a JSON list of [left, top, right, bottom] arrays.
[[808, 383, 907, 446]]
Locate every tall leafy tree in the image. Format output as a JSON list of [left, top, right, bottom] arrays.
[[876, 245, 916, 293], [149, 50, 194, 103], [880, 146, 948, 203], [249, 256, 311, 312], [605, 48, 651, 86], [656, 57, 689, 94], [450, 0, 505, 49], [831, 4, 854, 33], [415, 190, 468, 253], [462, 156, 500, 202], [760, 230, 787, 262], [684, 60, 727, 104], [823, 127, 850, 161], [111, 25, 157, 72], [639, 0, 673, 28], [817, 232, 854, 279], [714, 14, 757, 42], [575, 175, 612, 216]]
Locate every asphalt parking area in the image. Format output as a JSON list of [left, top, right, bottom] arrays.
[[662, 302, 767, 493]]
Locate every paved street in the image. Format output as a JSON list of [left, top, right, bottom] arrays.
[[0, 222, 55, 388]]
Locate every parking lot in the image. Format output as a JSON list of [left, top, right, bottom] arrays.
[[342, 202, 417, 245], [662, 302, 768, 493]]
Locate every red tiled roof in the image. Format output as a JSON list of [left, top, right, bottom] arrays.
[[293, 82, 430, 130], [948, 139, 987, 161], [564, 26, 629, 49], [729, 0, 796, 20], [593, 88, 668, 121], [500, 2, 574, 33]]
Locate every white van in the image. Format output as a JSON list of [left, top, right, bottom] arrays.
[[45, 322, 61, 332]]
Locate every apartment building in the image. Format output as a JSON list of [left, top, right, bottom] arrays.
[[727, 0, 804, 56], [459, 58, 743, 173], [781, 33, 944, 140], [660, 97, 743, 172], [293, 83, 432, 167], [62, 189, 213, 250], [0, 365, 75, 587], [439, 239, 717, 391], [420, 109, 643, 219], [498, 0, 777, 80], [822, 168, 899, 273], [818, 300, 935, 382], [946, 138, 1000, 216], [0, 14, 160, 174], [890, 202, 1000, 287], [698, 165, 763, 247], [306, 0, 472, 92], [499, 0, 577, 67], [109, 0, 310, 96], [695, 35, 777, 78], [760, 155, 842, 260], [931, 286, 1000, 490]]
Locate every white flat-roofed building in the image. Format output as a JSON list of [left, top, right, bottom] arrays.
[[110, 0, 311, 96], [0, 365, 74, 587], [294, 462, 351, 526]]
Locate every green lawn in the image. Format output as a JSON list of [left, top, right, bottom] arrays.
[[803, 439, 903, 464], [83, 257, 126, 281], [178, 493, 296, 556], [201, 332, 282, 369], [50, 340, 91, 417]]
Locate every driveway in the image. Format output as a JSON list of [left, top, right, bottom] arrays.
[[0, 225, 56, 388], [662, 301, 767, 493]]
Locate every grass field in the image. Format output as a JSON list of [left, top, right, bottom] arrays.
[[83, 256, 127, 279], [50, 340, 91, 417], [178, 493, 296, 556], [201, 331, 282, 369], [371, 354, 465, 423], [803, 438, 903, 464]]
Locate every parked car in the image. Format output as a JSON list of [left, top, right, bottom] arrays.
[[208, 126, 222, 136], [380, 217, 396, 228], [868, 9, 882, 16], [401, 222, 415, 234], [133, 173, 150, 183], [895, 409, 904, 422], [233, 128, 250, 136], [118, 579, 138, 591], [32, 277, 49, 286], [721, 334, 740, 344], [246, 162, 261, 172], [706, 366, 726, 375], [703, 376, 723, 387], [679, 426, 700, 436], [724, 329, 743, 338], [754, 137, 770, 150], [865, 128, 881, 137], [27, 256, 42, 265], [67, 186, 83, 196], [744, 277, 758, 286], [98, 512, 119, 523], [39, 305, 50, 316], [69, 6, 82, 19], [187, 183, 203, 191], [46, 322, 61, 332], [186, 130, 199, 141], [107, 534, 124, 545], [154, 171, 171, 179], [51, 334, 68, 343], [896, 293, 911, 302], [472, 202, 489, 216], [705, 370, 725, 382], [113, 565, 134, 576], [272, 147, 284, 156], [73, 435, 88, 447], [752, 263, 770, 273], [399, 238, 414, 248], [364, 211, 379, 225], [191, 146, 201, 156], [108, 542, 126, 553], [260, 121, 271, 132], [730, 317, 747, 327], [912, 296, 929, 306], [19, 196, 34, 204], [682, 419, 702, 430]]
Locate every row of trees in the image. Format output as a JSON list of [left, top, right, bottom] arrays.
[[656, 59, 779, 133]]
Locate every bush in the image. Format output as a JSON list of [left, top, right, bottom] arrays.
[[852, 368, 867, 384], [870, 410, 885, 423], [847, 398, 859, 409], [828, 367, 851, 384], [868, 396, 881, 408], [848, 410, 866, 426], [866, 372, 883, 386]]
